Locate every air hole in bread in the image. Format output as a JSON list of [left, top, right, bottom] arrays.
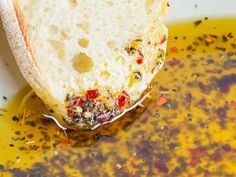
[[70, 0, 77, 6], [78, 38, 89, 48], [72, 53, 94, 73], [49, 40, 65, 60]]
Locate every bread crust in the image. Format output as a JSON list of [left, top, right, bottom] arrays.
[[0, 0, 55, 110], [1, 0, 67, 125], [0, 0, 41, 90]]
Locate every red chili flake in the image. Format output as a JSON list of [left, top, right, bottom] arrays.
[[117, 95, 126, 108], [74, 97, 86, 106], [159, 36, 167, 45], [86, 89, 99, 99], [65, 105, 71, 109], [153, 160, 169, 173], [170, 46, 179, 53], [131, 160, 138, 168], [188, 174, 196, 177], [190, 148, 206, 159], [188, 148, 206, 166], [230, 101, 236, 110], [221, 144, 232, 152], [188, 158, 199, 166], [136, 56, 144, 65], [156, 95, 168, 107], [167, 58, 181, 67], [205, 69, 217, 74], [189, 149, 206, 161], [60, 138, 70, 147]]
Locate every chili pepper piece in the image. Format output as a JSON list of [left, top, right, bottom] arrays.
[[156, 95, 168, 107], [136, 56, 144, 65], [74, 97, 86, 106], [86, 89, 99, 99], [117, 95, 126, 108]]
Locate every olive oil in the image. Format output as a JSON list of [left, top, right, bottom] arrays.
[[0, 18, 236, 176]]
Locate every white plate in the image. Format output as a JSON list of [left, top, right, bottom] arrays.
[[0, 0, 236, 106]]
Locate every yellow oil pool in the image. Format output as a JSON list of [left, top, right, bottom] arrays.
[[0, 18, 236, 177]]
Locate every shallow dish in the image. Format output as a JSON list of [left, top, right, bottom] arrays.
[[0, 0, 236, 176]]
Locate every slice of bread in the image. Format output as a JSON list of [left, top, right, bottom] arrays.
[[0, 0, 168, 129]]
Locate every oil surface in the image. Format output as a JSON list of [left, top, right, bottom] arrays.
[[0, 19, 236, 177]]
